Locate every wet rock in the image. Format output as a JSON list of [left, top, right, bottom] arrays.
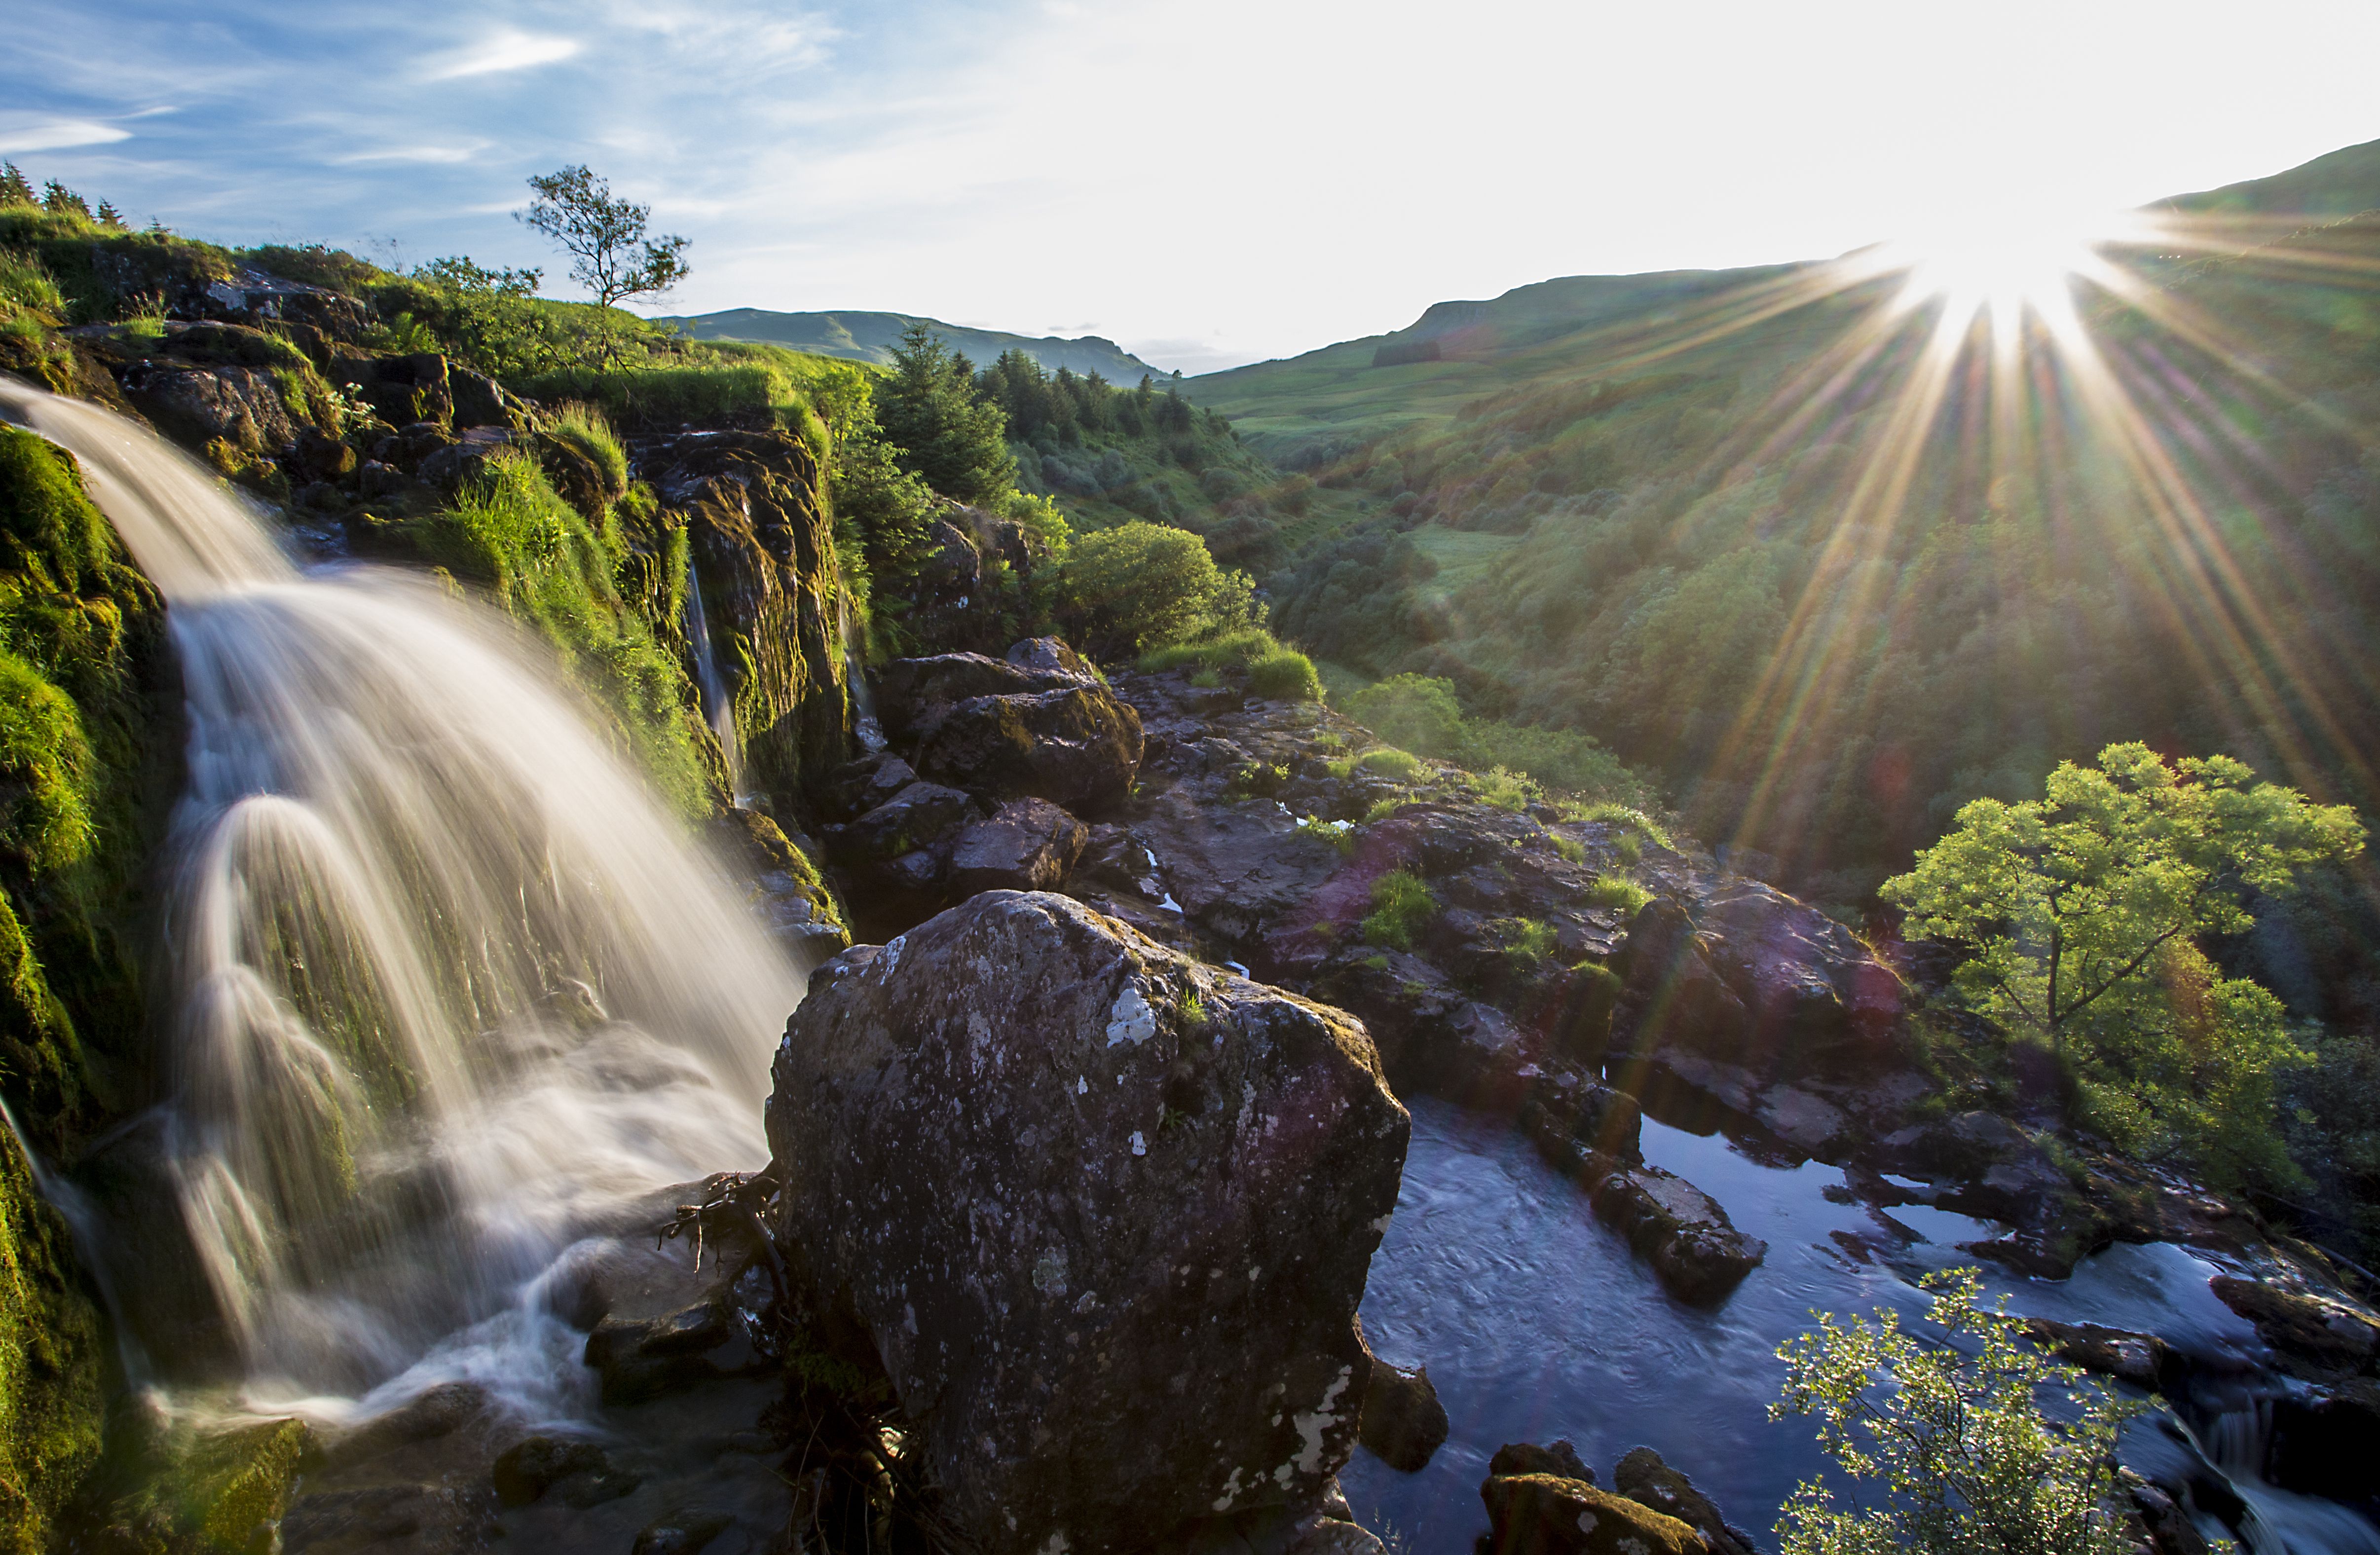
[[2268, 1378, 2380, 1502], [317, 1381, 488, 1473], [633, 1511, 736, 1555], [1006, 634, 1089, 676], [1612, 1447, 1755, 1555], [2209, 1276, 2380, 1369], [2022, 1318, 2179, 1392], [583, 1296, 754, 1407], [283, 1482, 500, 1554], [711, 807, 850, 956], [122, 359, 306, 455], [1357, 1356, 1449, 1473], [414, 427, 515, 493], [2122, 1474, 2212, 1555], [328, 350, 454, 427], [1519, 1072, 1644, 1175], [449, 366, 527, 430], [491, 1435, 626, 1507], [1584, 1160, 1767, 1303], [836, 780, 982, 863], [767, 890, 1409, 1555], [910, 680, 1144, 813], [947, 796, 1089, 895], [1489, 1441, 1595, 1483], [290, 425, 357, 483], [1481, 1473, 1707, 1555], [642, 430, 850, 802]]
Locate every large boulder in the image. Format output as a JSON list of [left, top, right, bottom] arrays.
[[767, 891, 1409, 1555], [1584, 1159, 1766, 1304], [1612, 1447, 1754, 1555], [878, 648, 1144, 813], [1358, 1354, 1449, 1473], [947, 797, 1089, 896], [1481, 1474, 1707, 1555]]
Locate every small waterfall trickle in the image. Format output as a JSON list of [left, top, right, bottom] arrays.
[[0, 382, 808, 1417], [2191, 1398, 2380, 1555], [839, 595, 886, 753], [683, 558, 750, 802]]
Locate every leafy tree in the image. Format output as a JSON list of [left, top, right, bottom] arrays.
[[876, 323, 1016, 504], [519, 165, 690, 311], [1771, 1270, 2141, 1555], [1883, 742, 2363, 1184]]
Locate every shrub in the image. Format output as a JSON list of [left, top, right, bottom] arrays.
[[510, 363, 799, 432], [1585, 875, 1652, 915], [1470, 764, 1538, 812], [1771, 1269, 2140, 1555], [1140, 626, 1276, 673], [1364, 796, 1406, 823], [1358, 747, 1422, 780], [1068, 522, 1231, 655], [1362, 869, 1435, 950], [1347, 673, 1467, 757], [1247, 647, 1320, 702]]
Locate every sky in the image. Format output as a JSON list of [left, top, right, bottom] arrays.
[[6, 0, 2380, 373]]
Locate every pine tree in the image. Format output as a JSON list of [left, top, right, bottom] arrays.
[[41, 182, 91, 221], [95, 200, 123, 228], [0, 163, 34, 208]]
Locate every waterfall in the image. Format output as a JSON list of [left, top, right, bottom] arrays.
[[2193, 1399, 2380, 1555], [839, 595, 886, 753], [683, 558, 749, 801], [0, 382, 807, 1416]]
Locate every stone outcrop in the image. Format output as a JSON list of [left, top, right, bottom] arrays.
[[1584, 1160, 1767, 1304], [766, 891, 1409, 1555], [948, 796, 1090, 895], [1481, 1474, 1709, 1555], [873, 647, 1143, 814], [1612, 1447, 1756, 1555], [1357, 1353, 1449, 1473], [641, 430, 852, 805]]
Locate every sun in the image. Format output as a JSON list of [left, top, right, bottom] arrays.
[[1869, 203, 2147, 326]]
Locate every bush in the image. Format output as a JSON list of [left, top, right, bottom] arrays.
[[1469, 765, 1538, 812], [1140, 626, 1277, 673], [1358, 747, 1422, 780], [1362, 869, 1436, 951], [1585, 875, 1652, 915], [1347, 673, 1467, 757], [1247, 647, 1320, 701], [1771, 1269, 2139, 1555], [1065, 522, 1240, 655]]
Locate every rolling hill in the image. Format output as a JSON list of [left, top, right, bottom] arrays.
[[661, 307, 1168, 382]]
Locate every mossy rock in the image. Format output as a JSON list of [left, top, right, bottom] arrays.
[[0, 1128, 105, 1555], [80, 1405, 312, 1555]]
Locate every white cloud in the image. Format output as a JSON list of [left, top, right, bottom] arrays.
[[416, 30, 580, 82], [334, 142, 488, 165], [0, 114, 132, 153]]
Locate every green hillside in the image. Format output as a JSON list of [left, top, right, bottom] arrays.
[[2163, 136, 2380, 218], [662, 307, 1167, 382], [1176, 147, 2380, 1049]]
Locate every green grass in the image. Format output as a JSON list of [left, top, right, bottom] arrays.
[[548, 402, 629, 495], [1505, 917, 1559, 966], [1248, 646, 1320, 701], [1550, 834, 1587, 864], [1585, 875, 1653, 915], [1358, 747, 1422, 780], [1361, 869, 1436, 951], [1408, 523, 1520, 589], [1567, 801, 1673, 850]]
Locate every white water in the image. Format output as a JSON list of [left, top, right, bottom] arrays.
[[0, 383, 807, 1420], [684, 558, 749, 802]]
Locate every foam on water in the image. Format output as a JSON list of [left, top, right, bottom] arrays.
[[0, 382, 808, 1423]]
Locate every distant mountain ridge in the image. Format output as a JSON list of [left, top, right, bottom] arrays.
[[660, 308, 1169, 382], [2162, 137, 2380, 219]]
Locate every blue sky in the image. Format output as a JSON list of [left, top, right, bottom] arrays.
[[8, 0, 2380, 372]]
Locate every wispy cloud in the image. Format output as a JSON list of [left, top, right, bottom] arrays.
[[0, 113, 133, 154], [416, 29, 580, 82], [334, 141, 489, 165]]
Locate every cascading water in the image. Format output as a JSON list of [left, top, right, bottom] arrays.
[[839, 596, 886, 753], [0, 383, 807, 1418], [683, 558, 750, 803]]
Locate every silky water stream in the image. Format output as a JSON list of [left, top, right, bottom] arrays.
[[0, 384, 807, 1432], [1350, 1097, 2380, 1554]]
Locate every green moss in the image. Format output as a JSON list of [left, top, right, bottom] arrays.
[[1585, 875, 1653, 915], [0, 1127, 104, 1555], [1361, 868, 1436, 951]]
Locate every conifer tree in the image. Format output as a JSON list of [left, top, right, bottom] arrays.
[[0, 164, 34, 208]]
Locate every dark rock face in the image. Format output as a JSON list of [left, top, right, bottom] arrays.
[[1612, 1447, 1755, 1555], [873, 648, 1144, 815], [767, 891, 1409, 1555], [1358, 1356, 1450, 1473], [948, 797, 1089, 895], [121, 358, 308, 454], [2021, 1318, 2179, 1392], [1480, 1474, 1708, 1555], [2210, 1276, 2380, 1369], [1489, 1442, 1594, 1483], [640, 430, 852, 805], [1584, 1160, 1767, 1304], [329, 350, 456, 428]]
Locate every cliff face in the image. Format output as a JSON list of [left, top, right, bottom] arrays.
[[0, 425, 179, 1551]]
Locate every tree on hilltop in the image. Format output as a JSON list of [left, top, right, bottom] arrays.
[[518, 165, 690, 311]]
